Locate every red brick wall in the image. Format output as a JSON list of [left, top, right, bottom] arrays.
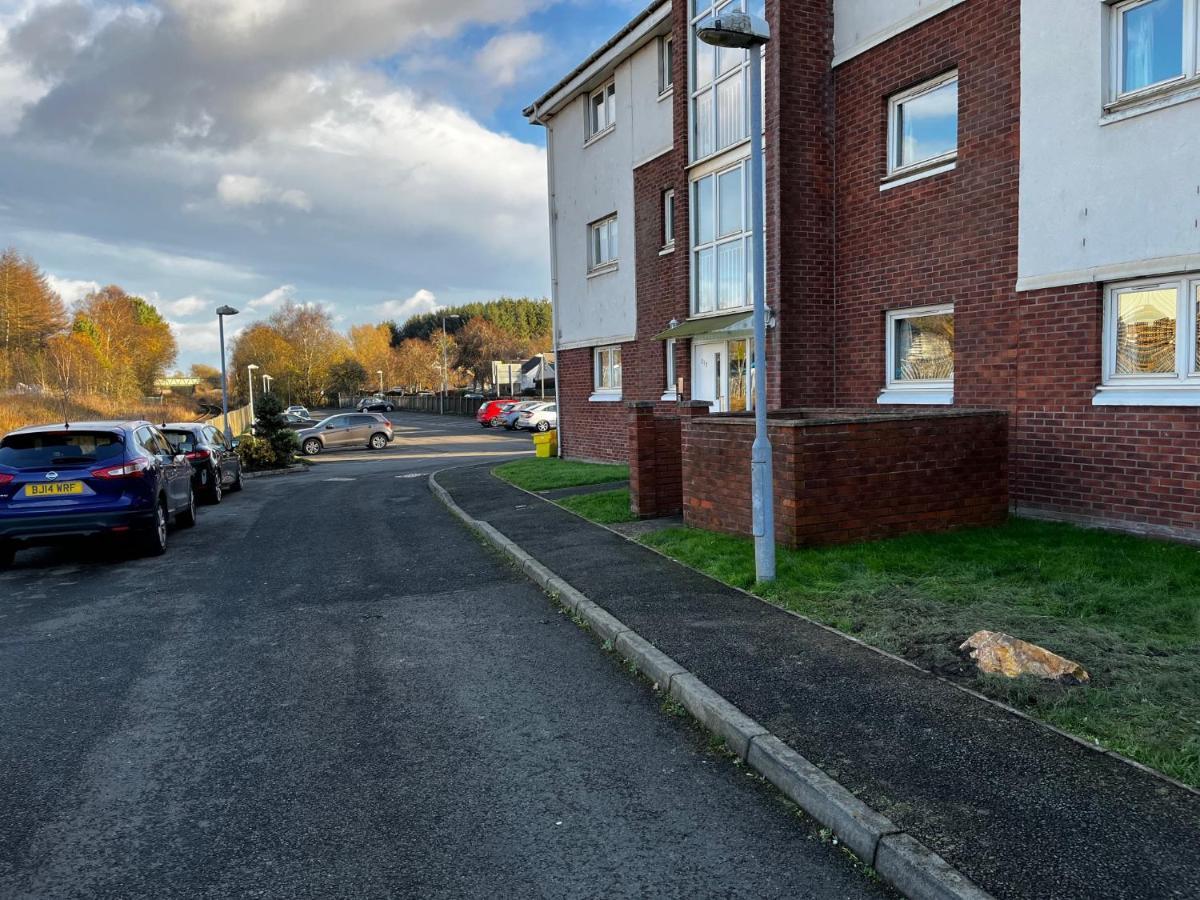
[[556, 345, 633, 463], [683, 410, 1009, 546], [832, 0, 1020, 410]]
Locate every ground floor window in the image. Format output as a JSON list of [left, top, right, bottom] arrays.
[[592, 345, 622, 400], [878, 304, 954, 405], [664, 338, 678, 398], [1095, 274, 1200, 405]]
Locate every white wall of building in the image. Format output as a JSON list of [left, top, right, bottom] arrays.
[[832, 0, 966, 65], [1018, 0, 1200, 291], [546, 37, 672, 350]]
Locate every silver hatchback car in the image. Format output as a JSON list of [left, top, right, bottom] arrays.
[[298, 413, 394, 456]]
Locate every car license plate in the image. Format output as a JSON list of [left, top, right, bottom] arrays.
[[25, 482, 84, 497]]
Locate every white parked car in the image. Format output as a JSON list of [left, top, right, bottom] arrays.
[[517, 402, 557, 432], [285, 405, 311, 419]]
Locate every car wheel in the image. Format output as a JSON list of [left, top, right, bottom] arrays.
[[303, 438, 323, 456], [177, 489, 197, 528], [142, 500, 169, 557], [369, 433, 388, 450], [536, 420, 550, 432], [385, 404, 393, 412], [208, 468, 223, 504], [229, 467, 244, 492], [0, 542, 14, 568]]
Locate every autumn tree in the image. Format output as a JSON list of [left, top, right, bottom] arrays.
[[349, 323, 395, 391], [230, 322, 292, 403], [73, 286, 177, 397], [392, 338, 439, 392], [453, 317, 533, 388], [270, 303, 348, 405], [328, 358, 369, 399], [0, 249, 67, 386]]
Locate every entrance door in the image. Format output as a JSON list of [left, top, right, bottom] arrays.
[[694, 342, 725, 412]]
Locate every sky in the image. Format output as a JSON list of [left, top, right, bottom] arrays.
[[0, 0, 642, 368]]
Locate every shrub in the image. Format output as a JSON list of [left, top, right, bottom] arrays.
[[235, 434, 275, 471], [253, 393, 299, 467]]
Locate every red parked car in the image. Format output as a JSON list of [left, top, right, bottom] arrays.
[[476, 398, 517, 428]]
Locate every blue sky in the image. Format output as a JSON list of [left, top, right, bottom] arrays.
[[0, 0, 642, 368]]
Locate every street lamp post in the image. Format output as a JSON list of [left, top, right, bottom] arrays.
[[377, 370, 384, 395], [262, 374, 272, 395], [440, 314, 461, 415], [247, 364, 259, 433], [215, 305, 240, 446], [698, 10, 774, 582]]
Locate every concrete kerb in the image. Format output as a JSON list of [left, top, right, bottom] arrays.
[[428, 467, 996, 900]]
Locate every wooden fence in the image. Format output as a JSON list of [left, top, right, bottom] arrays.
[[205, 403, 255, 436]]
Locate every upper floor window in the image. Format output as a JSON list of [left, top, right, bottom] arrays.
[[587, 80, 616, 140], [663, 188, 676, 248], [659, 35, 674, 95], [692, 157, 752, 314], [1113, 0, 1197, 99], [690, 0, 763, 161], [887, 71, 959, 178], [879, 305, 955, 405], [588, 214, 619, 273]]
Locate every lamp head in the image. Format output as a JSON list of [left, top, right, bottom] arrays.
[[216, 305, 239, 317], [697, 10, 769, 49], [247, 363, 259, 371]]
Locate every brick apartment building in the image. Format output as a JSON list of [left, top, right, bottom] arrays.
[[524, 0, 1200, 542]]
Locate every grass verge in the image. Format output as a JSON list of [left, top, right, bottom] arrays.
[[639, 518, 1200, 788], [558, 488, 637, 525], [494, 458, 628, 492]]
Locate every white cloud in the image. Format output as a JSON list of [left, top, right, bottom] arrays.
[[217, 174, 311, 211], [167, 295, 207, 316], [376, 288, 439, 321], [474, 31, 544, 88], [248, 283, 296, 309], [169, 318, 243, 355], [45, 273, 99, 306]]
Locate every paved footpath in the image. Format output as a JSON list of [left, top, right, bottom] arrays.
[[0, 427, 888, 899], [437, 464, 1200, 900]]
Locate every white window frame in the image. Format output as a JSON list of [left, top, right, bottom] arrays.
[[662, 188, 676, 249], [663, 338, 678, 399], [585, 79, 616, 142], [1095, 273, 1200, 405], [587, 214, 619, 274], [1110, 0, 1198, 104], [878, 304, 955, 405], [689, 0, 758, 163], [885, 70, 959, 184], [690, 156, 753, 316], [659, 34, 674, 96], [592, 345, 623, 401]]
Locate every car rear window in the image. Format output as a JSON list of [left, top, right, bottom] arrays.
[[163, 430, 198, 452], [0, 431, 125, 469]]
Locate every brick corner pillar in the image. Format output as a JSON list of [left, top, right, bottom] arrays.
[[628, 402, 659, 519]]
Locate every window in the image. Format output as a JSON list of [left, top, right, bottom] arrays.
[[887, 71, 959, 178], [659, 34, 674, 95], [587, 79, 616, 140], [588, 215, 619, 272], [664, 338, 678, 397], [663, 189, 676, 248], [594, 345, 623, 397], [879, 305, 955, 405], [1097, 274, 1200, 404], [1114, 0, 1192, 98], [691, 158, 752, 314], [690, 0, 763, 160]]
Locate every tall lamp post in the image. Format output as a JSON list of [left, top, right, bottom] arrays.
[[377, 370, 384, 395], [262, 373, 273, 395], [698, 10, 774, 582], [215, 305, 240, 445], [440, 314, 461, 415], [246, 364, 259, 433]]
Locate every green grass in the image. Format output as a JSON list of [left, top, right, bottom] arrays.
[[558, 488, 637, 525], [494, 458, 629, 492], [640, 518, 1200, 787]]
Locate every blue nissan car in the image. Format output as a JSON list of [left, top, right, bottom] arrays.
[[0, 421, 197, 567]]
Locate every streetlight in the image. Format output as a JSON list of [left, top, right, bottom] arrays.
[[440, 314, 461, 415], [262, 373, 273, 395], [246, 364, 259, 433], [215, 305, 239, 445], [377, 369, 384, 395], [698, 10, 774, 582]]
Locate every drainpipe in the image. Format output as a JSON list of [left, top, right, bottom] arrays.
[[531, 102, 564, 458]]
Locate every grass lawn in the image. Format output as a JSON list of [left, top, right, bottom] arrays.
[[558, 488, 637, 525], [494, 458, 629, 492], [640, 518, 1200, 788]]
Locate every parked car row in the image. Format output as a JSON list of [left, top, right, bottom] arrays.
[[0, 419, 245, 567], [476, 398, 557, 432]]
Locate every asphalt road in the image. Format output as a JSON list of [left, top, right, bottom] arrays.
[[0, 412, 889, 899]]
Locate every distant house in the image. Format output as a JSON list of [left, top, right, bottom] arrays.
[[519, 353, 556, 393]]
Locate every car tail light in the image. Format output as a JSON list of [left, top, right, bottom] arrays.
[[185, 450, 210, 461], [92, 457, 151, 479], [0, 473, 12, 485]]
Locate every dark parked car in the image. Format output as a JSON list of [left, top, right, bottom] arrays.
[[357, 397, 394, 412], [162, 423, 244, 504], [0, 421, 197, 566], [282, 412, 318, 430]]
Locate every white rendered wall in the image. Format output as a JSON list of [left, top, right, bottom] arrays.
[[547, 39, 672, 350], [832, 0, 966, 65], [1018, 0, 1200, 290]]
